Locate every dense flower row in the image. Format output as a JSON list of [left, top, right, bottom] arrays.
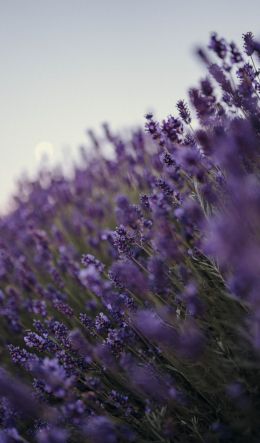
[[0, 32, 260, 442]]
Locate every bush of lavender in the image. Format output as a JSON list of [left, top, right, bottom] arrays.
[[0, 32, 260, 442]]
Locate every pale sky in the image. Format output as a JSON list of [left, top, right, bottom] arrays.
[[1, 0, 259, 210]]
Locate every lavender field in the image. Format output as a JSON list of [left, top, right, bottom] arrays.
[[0, 32, 260, 442]]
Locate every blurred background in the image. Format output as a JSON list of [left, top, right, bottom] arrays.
[[1, 0, 259, 211]]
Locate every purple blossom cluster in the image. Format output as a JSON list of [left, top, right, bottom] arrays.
[[0, 32, 260, 442]]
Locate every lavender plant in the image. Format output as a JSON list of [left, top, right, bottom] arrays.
[[0, 32, 260, 442]]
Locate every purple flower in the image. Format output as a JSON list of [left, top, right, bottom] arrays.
[[243, 32, 255, 56], [81, 253, 105, 272], [147, 256, 171, 296], [78, 264, 104, 296], [133, 309, 178, 349], [24, 331, 48, 351], [230, 42, 243, 64], [177, 100, 191, 124], [115, 198, 142, 230], [109, 260, 148, 295], [209, 32, 227, 59], [112, 225, 135, 257], [161, 115, 183, 143], [209, 64, 232, 93], [34, 357, 74, 398], [53, 300, 74, 318], [95, 312, 110, 332], [8, 345, 39, 371], [145, 114, 164, 145], [36, 427, 68, 443], [0, 369, 40, 419], [0, 30, 260, 443], [84, 416, 117, 443], [127, 362, 175, 404]]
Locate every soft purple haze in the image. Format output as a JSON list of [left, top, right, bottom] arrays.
[[0, 0, 259, 209]]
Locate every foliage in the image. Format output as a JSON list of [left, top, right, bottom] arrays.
[[0, 32, 260, 442]]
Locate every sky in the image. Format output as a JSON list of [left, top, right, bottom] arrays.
[[0, 0, 260, 211]]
